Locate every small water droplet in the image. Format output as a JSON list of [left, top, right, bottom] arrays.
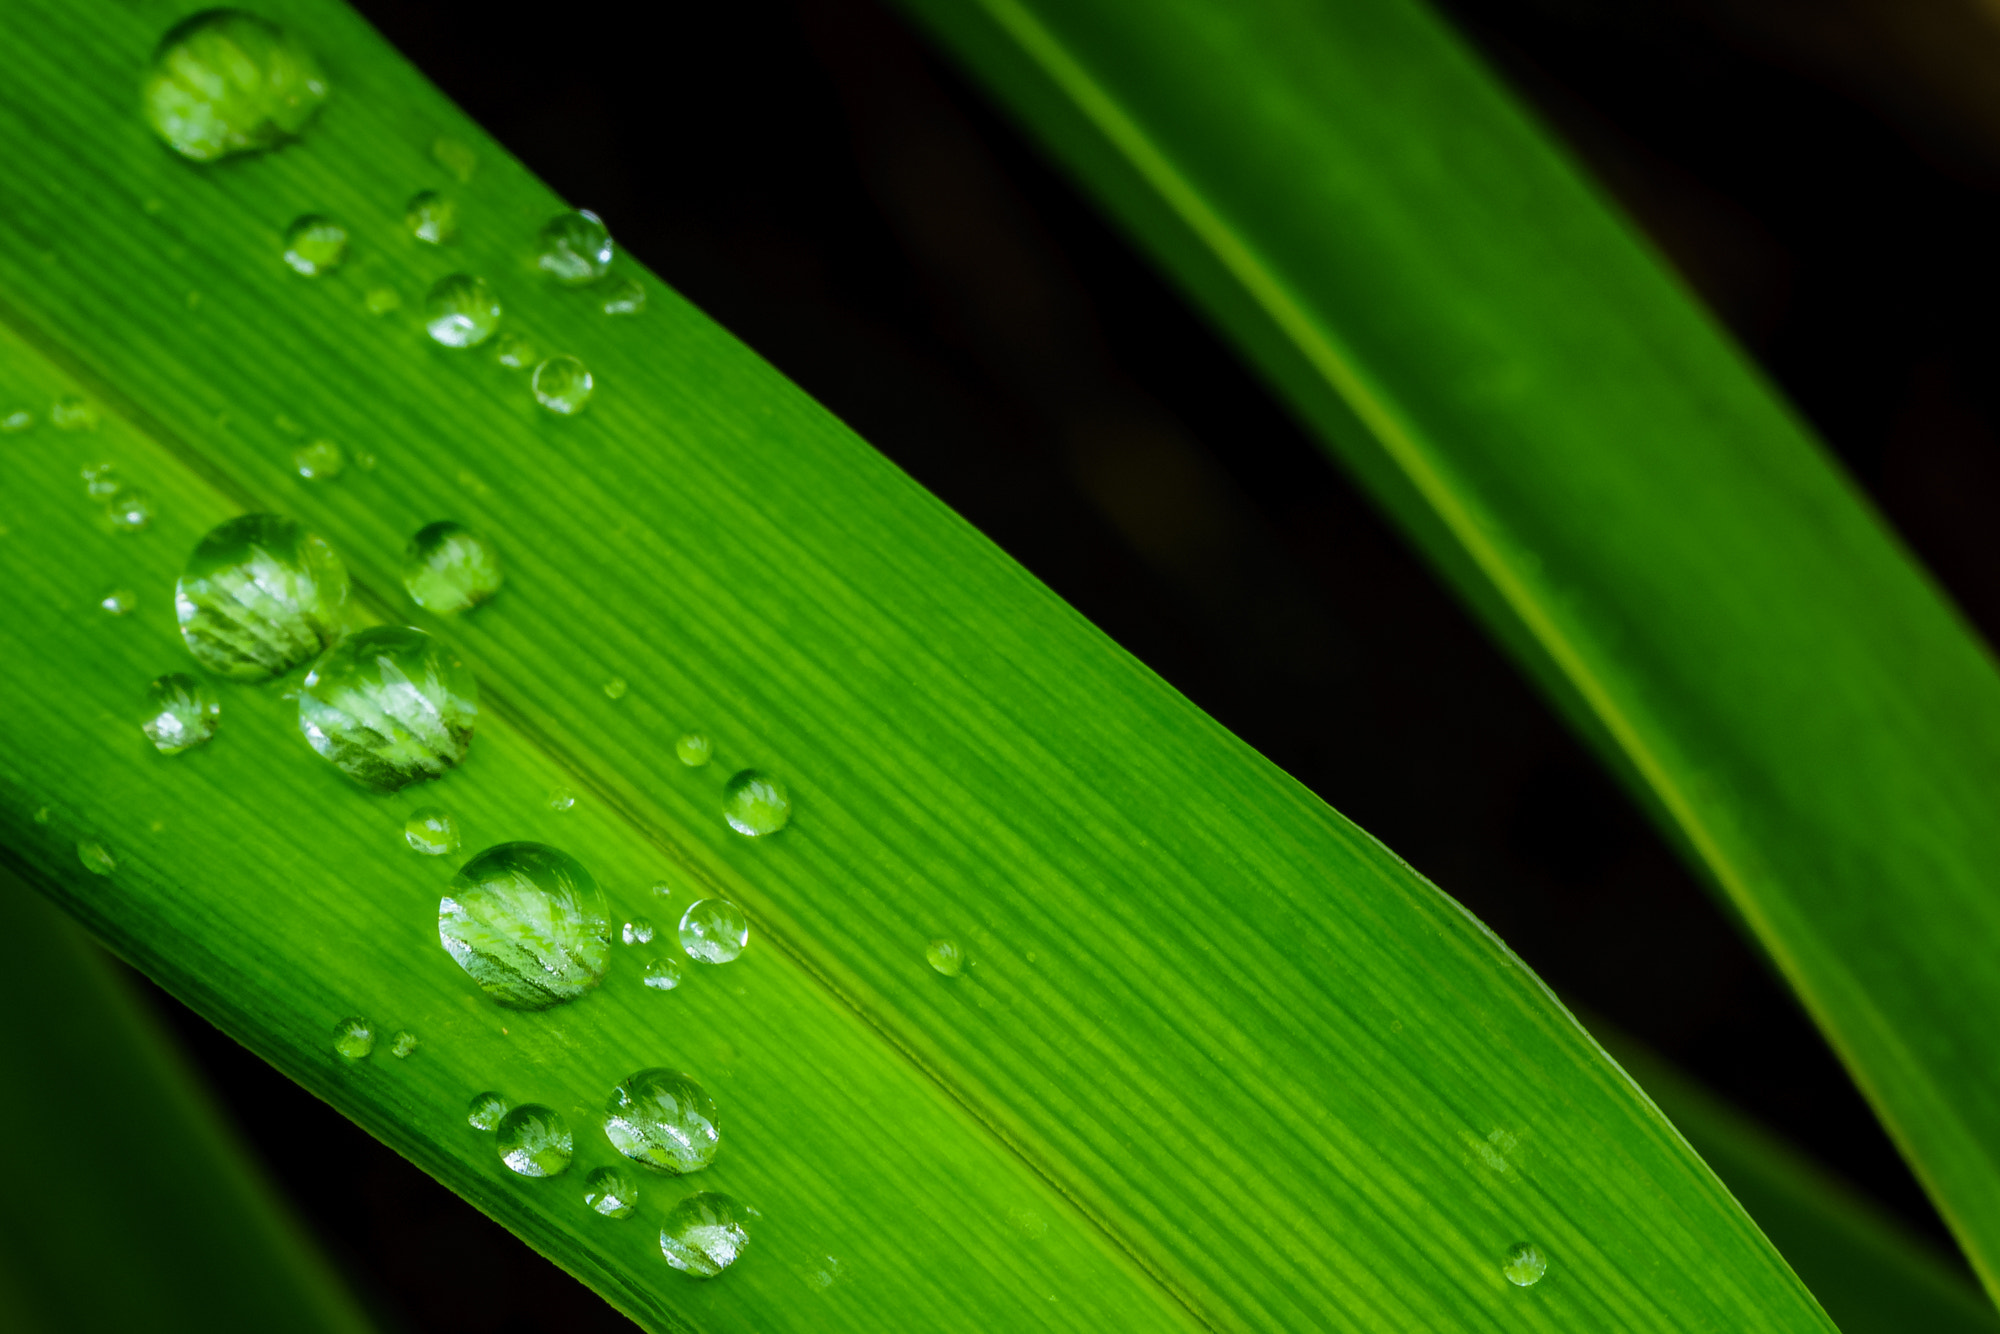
[[602, 677, 627, 700], [292, 438, 344, 480], [722, 769, 789, 837], [403, 190, 458, 244], [650, 880, 675, 899], [531, 355, 593, 415], [466, 1090, 509, 1130], [403, 520, 503, 614], [675, 733, 711, 767], [800, 1254, 845, 1292], [622, 918, 654, 945], [658, 1191, 751, 1277], [547, 785, 575, 812], [643, 956, 683, 991], [1, 409, 34, 432], [926, 938, 964, 978], [425, 273, 502, 348], [604, 1069, 720, 1175], [176, 513, 349, 681], [1502, 1242, 1547, 1288], [364, 286, 401, 316], [355, 450, 378, 471], [432, 134, 478, 183], [33, 807, 51, 825], [585, 1166, 640, 1218], [495, 1103, 573, 1178], [439, 842, 611, 1009], [600, 278, 645, 316], [77, 840, 116, 876], [142, 10, 328, 161], [281, 214, 348, 276], [143, 672, 221, 754], [332, 1015, 374, 1059], [390, 1029, 419, 1058], [107, 487, 155, 532], [298, 626, 477, 790], [82, 463, 120, 499], [405, 806, 462, 856], [679, 899, 748, 965], [100, 588, 136, 616], [487, 333, 534, 372], [537, 209, 613, 285], [51, 396, 99, 431]]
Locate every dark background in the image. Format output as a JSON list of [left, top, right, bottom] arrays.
[[134, 0, 2000, 1326]]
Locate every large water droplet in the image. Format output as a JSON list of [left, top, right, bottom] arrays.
[[643, 957, 683, 991], [107, 487, 155, 532], [1502, 1242, 1547, 1288], [77, 841, 116, 876], [531, 355, 593, 415], [585, 1166, 639, 1219], [537, 209, 613, 285], [496, 1103, 573, 1177], [601, 279, 645, 316], [675, 733, 710, 767], [176, 514, 349, 682], [292, 438, 344, 480], [679, 899, 748, 965], [390, 1029, 419, 1058], [926, 938, 964, 978], [52, 396, 99, 432], [659, 1192, 751, 1277], [298, 626, 477, 790], [467, 1090, 509, 1131], [333, 1015, 374, 1059], [425, 274, 502, 348], [604, 1069, 720, 1175], [722, 769, 789, 837], [403, 190, 458, 244], [402, 520, 503, 614], [439, 842, 611, 1009], [282, 215, 347, 276], [143, 672, 220, 754], [622, 918, 654, 945], [100, 588, 136, 616], [405, 806, 462, 856], [142, 10, 329, 162]]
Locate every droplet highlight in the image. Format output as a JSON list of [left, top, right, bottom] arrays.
[[425, 273, 502, 348], [675, 733, 710, 767], [405, 806, 462, 856], [531, 355, 592, 415], [403, 190, 458, 244], [722, 769, 789, 837], [658, 1192, 751, 1278], [143, 672, 221, 754], [176, 514, 349, 682], [585, 1166, 639, 1219], [604, 1069, 720, 1175], [107, 488, 155, 532], [496, 1103, 573, 1178], [926, 938, 964, 978], [298, 626, 477, 790], [333, 1015, 374, 1059], [537, 209, 613, 285], [1503, 1242, 1547, 1288], [142, 10, 329, 162], [1, 408, 34, 432], [281, 215, 347, 276], [467, 1090, 509, 1131], [438, 842, 611, 1009], [100, 588, 136, 616], [403, 520, 503, 615], [679, 899, 748, 965]]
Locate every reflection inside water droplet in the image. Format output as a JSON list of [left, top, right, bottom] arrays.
[[675, 733, 710, 767], [722, 769, 789, 836], [425, 273, 502, 348], [143, 672, 220, 754], [333, 1015, 374, 1059], [926, 938, 964, 978], [496, 1103, 573, 1178], [643, 957, 683, 991], [405, 806, 461, 856], [390, 1030, 419, 1058], [438, 842, 611, 1009], [466, 1090, 509, 1131], [282, 215, 347, 276], [531, 355, 592, 415], [293, 438, 343, 480], [659, 1191, 751, 1277], [601, 278, 644, 315], [679, 899, 748, 965], [298, 625, 477, 790], [537, 209, 613, 284], [622, 918, 654, 945], [77, 841, 115, 876], [585, 1166, 639, 1218], [603, 677, 627, 701], [403, 520, 503, 615], [604, 1068, 720, 1175], [176, 513, 349, 682], [403, 190, 458, 244], [141, 10, 328, 161], [1502, 1242, 1547, 1288]]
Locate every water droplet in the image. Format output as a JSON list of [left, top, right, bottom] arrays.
[[537, 209, 613, 285], [425, 273, 502, 348], [107, 487, 155, 532], [679, 899, 748, 965], [547, 785, 576, 812], [77, 840, 116, 876], [604, 1069, 720, 1175], [432, 134, 478, 184], [364, 286, 401, 316], [403, 520, 503, 615], [643, 957, 683, 991], [600, 278, 645, 316], [1, 409, 34, 432], [650, 880, 675, 899], [33, 807, 51, 825], [100, 588, 136, 616], [403, 190, 458, 244], [176, 514, 349, 682], [281, 214, 348, 276], [143, 672, 220, 754], [52, 396, 99, 431], [675, 733, 710, 767], [722, 769, 789, 837], [390, 1029, 419, 1058], [405, 806, 461, 856], [467, 1090, 509, 1130], [926, 938, 964, 978], [490, 333, 535, 372], [82, 464, 120, 500], [333, 1015, 374, 1059], [1502, 1242, 1547, 1288], [293, 438, 344, 480], [800, 1254, 845, 1292], [438, 842, 610, 1009], [658, 1192, 751, 1277], [594, 678, 626, 704], [585, 1166, 640, 1218], [298, 626, 477, 790], [531, 355, 593, 415], [142, 10, 329, 162], [496, 1103, 573, 1177], [622, 918, 654, 945]]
